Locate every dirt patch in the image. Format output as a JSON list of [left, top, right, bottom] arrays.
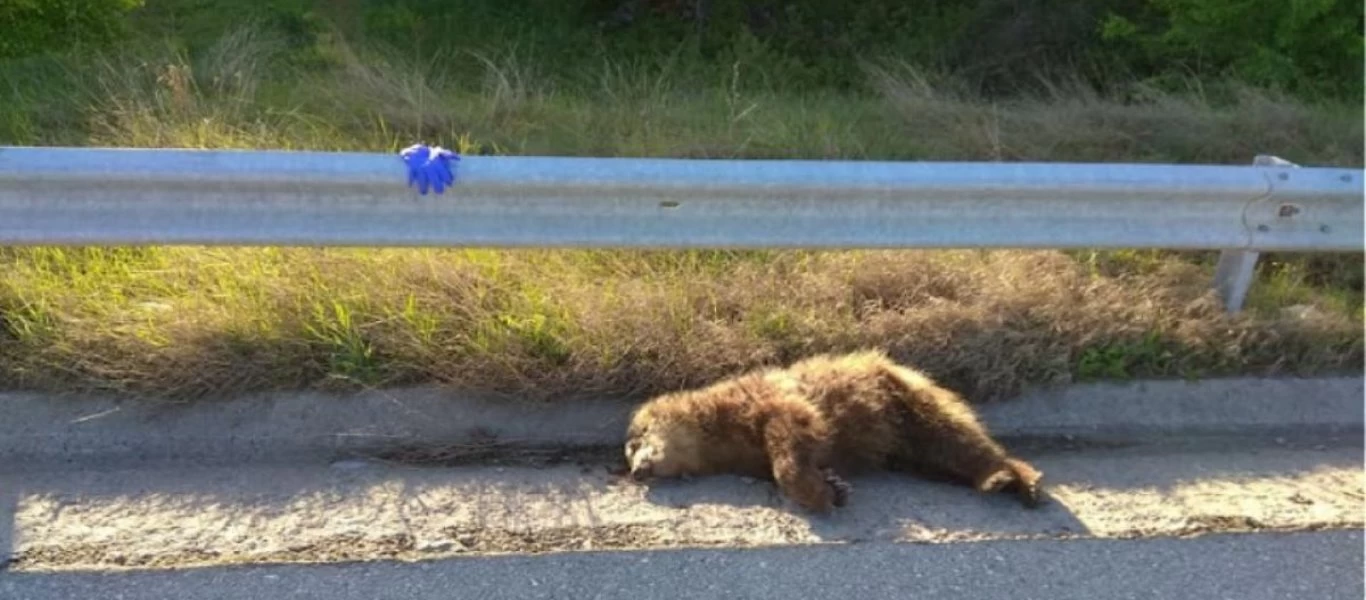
[[12, 518, 1360, 572], [7, 525, 769, 571], [6, 439, 1361, 573], [437, 523, 722, 554]]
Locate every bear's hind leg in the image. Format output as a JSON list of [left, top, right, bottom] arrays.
[[896, 444, 1044, 509], [974, 457, 1044, 508]]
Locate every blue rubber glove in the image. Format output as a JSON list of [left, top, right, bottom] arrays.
[[400, 143, 460, 195]]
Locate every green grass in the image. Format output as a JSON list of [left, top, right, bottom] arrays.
[[0, 9, 1361, 403]]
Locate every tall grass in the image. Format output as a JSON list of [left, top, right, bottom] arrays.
[[3, 25, 1360, 164]]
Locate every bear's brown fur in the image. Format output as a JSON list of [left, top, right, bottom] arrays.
[[623, 350, 1042, 513]]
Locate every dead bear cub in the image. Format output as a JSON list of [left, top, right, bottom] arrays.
[[623, 350, 1042, 513]]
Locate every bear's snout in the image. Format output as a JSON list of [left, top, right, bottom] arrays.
[[629, 459, 654, 481], [626, 439, 655, 482]]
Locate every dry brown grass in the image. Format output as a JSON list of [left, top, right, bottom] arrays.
[[1, 248, 1358, 403]]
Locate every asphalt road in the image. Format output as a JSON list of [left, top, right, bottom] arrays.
[[3, 531, 1360, 600]]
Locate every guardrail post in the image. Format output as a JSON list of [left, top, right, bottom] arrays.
[[1213, 249, 1259, 313], [1211, 155, 1304, 313]]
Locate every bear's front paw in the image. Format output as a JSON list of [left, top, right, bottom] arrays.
[[822, 468, 852, 507]]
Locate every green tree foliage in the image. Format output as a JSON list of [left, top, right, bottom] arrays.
[[2, 0, 1361, 100], [1102, 0, 1364, 98], [0, 0, 145, 59]]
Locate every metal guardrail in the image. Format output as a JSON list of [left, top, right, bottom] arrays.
[[0, 146, 1361, 311]]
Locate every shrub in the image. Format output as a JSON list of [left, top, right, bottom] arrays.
[[1102, 0, 1363, 98]]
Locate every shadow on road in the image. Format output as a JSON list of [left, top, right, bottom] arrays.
[[638, 433, 1364, 543], [1, 481, 13, 572]]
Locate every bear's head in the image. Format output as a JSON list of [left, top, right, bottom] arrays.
[[623, 400, 704, 482]]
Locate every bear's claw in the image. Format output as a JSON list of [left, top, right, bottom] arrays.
[[823, 468, 852, 507]]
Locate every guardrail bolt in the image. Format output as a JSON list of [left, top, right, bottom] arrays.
[[1320, 225, 1332, 234], [1277, 204, 1301, 218]]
